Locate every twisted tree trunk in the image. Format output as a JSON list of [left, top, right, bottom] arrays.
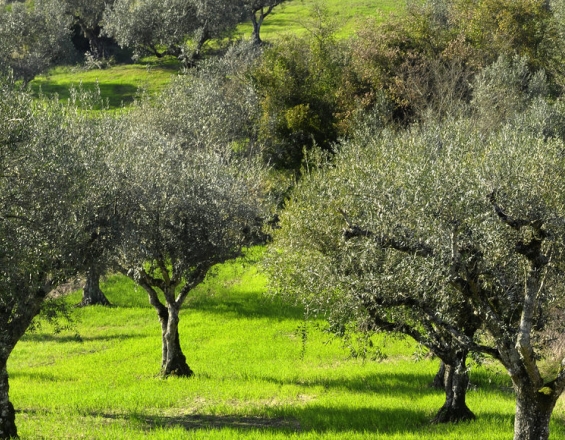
[[159, 304, 193, 377], [432, 350, 475, 423]]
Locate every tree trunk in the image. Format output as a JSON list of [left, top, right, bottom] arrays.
[[512, 384, 557, 440], [432, 351, 475, 423], [432, 361, 446, 389], [251, 17, 262, 45], [0, 365, 17, 439], [159, 305, 193, 378], [78, 265, 110, 307]]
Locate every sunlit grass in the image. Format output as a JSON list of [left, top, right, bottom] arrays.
[[8, 249, 565, 438], [29, 61, 180, 109], [236, 0, 404, 41]]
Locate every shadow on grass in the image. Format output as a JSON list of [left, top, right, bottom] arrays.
[[74, 406, 513, 435], [256, 369, 517, 403], [260, 371, 436, 397], [32, 82, 140, 109], [188, 293, 304, 320], [21, 332, 146, 344], [145, 413, 301, 433]]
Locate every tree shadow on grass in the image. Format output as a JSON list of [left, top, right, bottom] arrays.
[[259, 371, 438, 398], [256, 369, 515, 401], [32, 82, 140, 109], [188, 294, 304, 320], [21, 332, 147, 344], [76, 406, 514, 436]]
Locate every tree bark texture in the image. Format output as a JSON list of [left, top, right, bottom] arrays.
[[432, 351, 475, 423], [512, 380, 558, 440], [0, 366, 16, 440], [78, 265, 110, 307]]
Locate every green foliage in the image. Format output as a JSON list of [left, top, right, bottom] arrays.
[[0, 0, 74, 84], [347, 0, 563, 123], [103, 0, 243, 64], [252, 7, 349, 170], [266, 96, 565, 436]]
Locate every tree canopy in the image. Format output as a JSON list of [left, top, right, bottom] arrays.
[[266, 96, 565, 438]]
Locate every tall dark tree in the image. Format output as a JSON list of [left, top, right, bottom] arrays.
[[61, 0, 116, 60]]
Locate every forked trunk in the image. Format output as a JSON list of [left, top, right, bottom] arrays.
[[0, 365, 17, 439], [78, 265, 110, 307], [432, 351, 475, 423], [513, 385, 557, 440], [159, 305, 193, 378]]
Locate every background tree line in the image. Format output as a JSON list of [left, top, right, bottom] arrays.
[[3, 0, 565, 439]]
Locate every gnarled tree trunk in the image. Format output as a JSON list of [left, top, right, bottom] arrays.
[[432, 350, 475, 423], [78, 265, 110, 307], [159, 305, 193, 377]]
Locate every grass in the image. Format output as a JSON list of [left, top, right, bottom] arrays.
[[235, 0, 404, 40], [9, 249, 565, 439], [30, 60, 180, 110]]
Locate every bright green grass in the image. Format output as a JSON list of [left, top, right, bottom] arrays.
[[30, 60, 180, 109], [8, 250, 565, 439]]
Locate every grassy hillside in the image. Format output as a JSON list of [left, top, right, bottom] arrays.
[[10, 251, 565, 439]]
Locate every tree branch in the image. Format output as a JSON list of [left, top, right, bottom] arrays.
[[339, 209, 434, 257]]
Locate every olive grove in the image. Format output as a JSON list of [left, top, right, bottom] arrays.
[[102, 0, 244, 64]]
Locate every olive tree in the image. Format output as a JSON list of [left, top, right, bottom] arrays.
[[103, 0, 243, 63], [61, 0, 116, 60], [240, 0, 289, 45], [131, 43, 261, 154], [107, 103, 267, 376], [0, 0, 73, 84], [267, 107, 565, 438], [0, 75, 118, 438], [266, 143, 482, 423]]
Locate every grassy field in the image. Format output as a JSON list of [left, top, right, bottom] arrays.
[[30, 60, 179, 110], [235, 0, 402, 40], [29, 0, 404, 109], [9, 250, 565, 439]]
